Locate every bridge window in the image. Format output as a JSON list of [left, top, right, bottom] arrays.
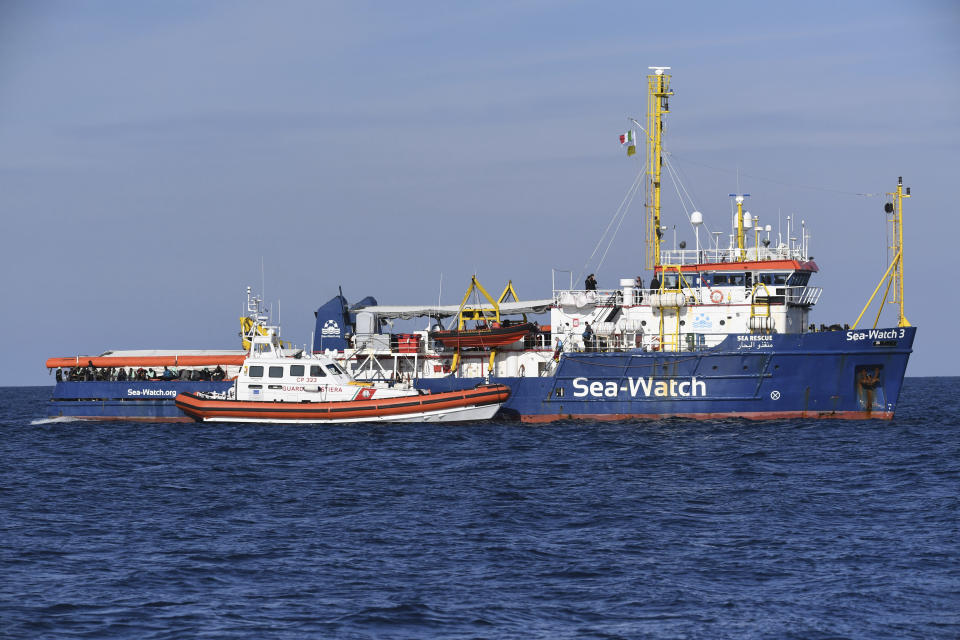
[[290, 364, 305, 377], [248, 366, 264, 378], [787, 272, 811, 287], [712, 273, 745, 286], [758, 273, 789, 286], [670, 273, 698, 288], [310, 365, 327, 377], [269, 366, 284, 378]]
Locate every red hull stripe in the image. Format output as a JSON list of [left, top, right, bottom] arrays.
[[519, 410, 893, 423], [51, 415, 195, 423]]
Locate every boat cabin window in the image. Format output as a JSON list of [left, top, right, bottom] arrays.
[[248, 366, 264, 378], [758, 272, 789, 286], [269, 366, 284, 378], [712, 273, 745, 287], [310, 365, 327, 377], [658, 273, 698, 289], [290, 364, 305, 377], [787, 272, 810, 287], [326, 363, 346, 376]]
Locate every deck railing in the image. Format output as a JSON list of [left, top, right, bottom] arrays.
[[659, 245, 808, 265], [554, 286, 821, 306]]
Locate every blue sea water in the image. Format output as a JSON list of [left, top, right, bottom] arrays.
[[1, 379, 958, 639]]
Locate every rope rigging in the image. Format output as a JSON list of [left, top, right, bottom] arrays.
[[576, 162, 646, 285]]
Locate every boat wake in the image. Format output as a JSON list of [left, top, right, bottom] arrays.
[[31, 416, 83, 425]]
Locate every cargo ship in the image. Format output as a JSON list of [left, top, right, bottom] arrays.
[[44, 68, 915, 422]]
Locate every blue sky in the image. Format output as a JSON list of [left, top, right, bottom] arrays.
[[2, 1, 958, 386]]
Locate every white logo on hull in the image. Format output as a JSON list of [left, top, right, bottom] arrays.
[[572, 377, 706, 398], [846, 329, 904, 341], [322, 320, 341, 337]]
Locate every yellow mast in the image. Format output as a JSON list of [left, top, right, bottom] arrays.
[[891, 176, 911, 327], [729, 193, 750, 262], [852, 177, 911, 329], [645, 67, 673, 270]]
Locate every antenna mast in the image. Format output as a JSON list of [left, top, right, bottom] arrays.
[[852, 177, 911, 329], [890, 177, 911, 327], [645, 66, 673, 269]]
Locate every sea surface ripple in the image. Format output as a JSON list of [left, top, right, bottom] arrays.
[[2, 379, 959, 639]]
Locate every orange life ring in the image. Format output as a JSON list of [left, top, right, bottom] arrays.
[[710, 290, 723, 303], [651, 335, 661, 351]]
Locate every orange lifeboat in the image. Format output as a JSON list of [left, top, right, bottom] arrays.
[[175, 384, 510, 424], [430, 322, 536, 350]]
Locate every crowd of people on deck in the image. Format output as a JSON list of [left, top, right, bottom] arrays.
[[56, 363, 227, 382]]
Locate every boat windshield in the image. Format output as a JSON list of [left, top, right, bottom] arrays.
[[326, 363, 347, 376]]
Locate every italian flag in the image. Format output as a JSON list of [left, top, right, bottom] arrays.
[[619, 130, 635, 145]]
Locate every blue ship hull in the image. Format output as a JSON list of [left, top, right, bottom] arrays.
[[415, 328, 915, 422], [49, 380, 234, 421], [46, 328, 913, 422]]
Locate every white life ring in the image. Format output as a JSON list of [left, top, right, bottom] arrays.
[[711, 290, 723, 304]]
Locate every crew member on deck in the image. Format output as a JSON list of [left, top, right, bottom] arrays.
[[582, 322, 595, 353], [585, 274, 598, 291]]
